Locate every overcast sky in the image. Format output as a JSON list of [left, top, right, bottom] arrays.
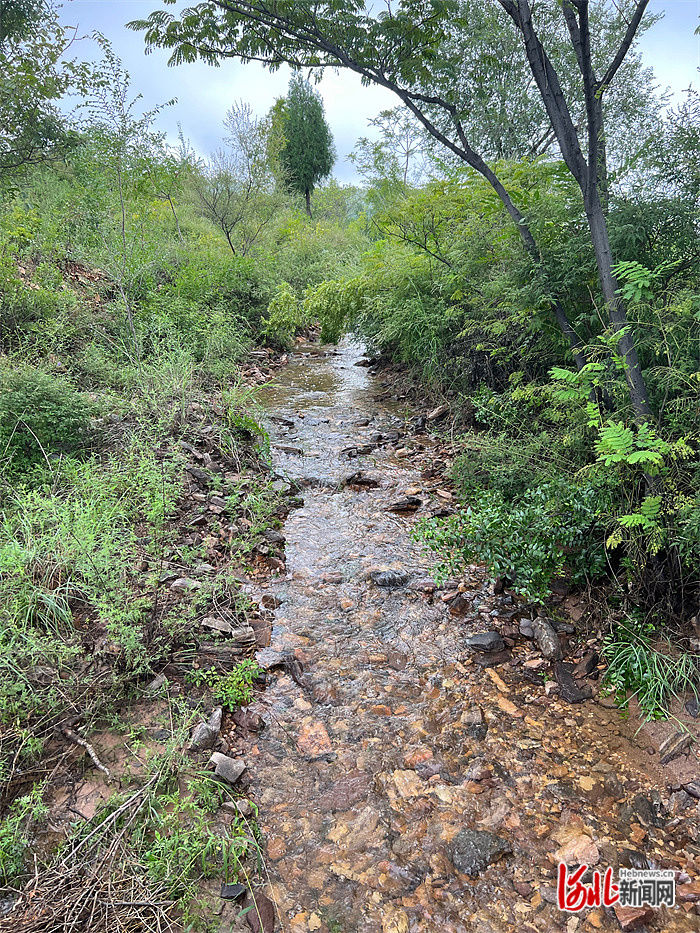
[[59, 0, 700, 183]]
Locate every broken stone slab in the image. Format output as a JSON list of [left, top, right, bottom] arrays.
[[220, 882, 247, 901], [532, 617, 563, 660], [449, 828, 511, 877], [209, 752, 246, 785], [519, 618, 535, 639], [465, 632, 505, 653], [614, 905, 655, 931], [385, 496, 423, 513], [426, 403, 449, 422], [222, 799, 255, 818], [659, 730, 692, 765], [553, 661, 592, 704], [199, 634, 257, 668], [369, 569, 411, 587], [185, 464, 211, 483], [572, 650, 599, 678], [170, 577, 202, 594], [189, 707, 222, 751], [200, 616, 235, 636]]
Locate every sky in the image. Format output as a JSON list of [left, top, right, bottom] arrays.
[[59, 0, 700, 184]]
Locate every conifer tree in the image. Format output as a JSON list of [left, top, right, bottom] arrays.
[[277, 74, 335, 217]]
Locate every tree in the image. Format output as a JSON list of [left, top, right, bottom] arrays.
[[0, 0, 89, 180], [276, 74, 335, 216], [131, 1, 658, 420], [197, 102, 280, 254]]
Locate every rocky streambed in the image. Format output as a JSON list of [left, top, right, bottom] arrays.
[[229, 339, 700, 933]]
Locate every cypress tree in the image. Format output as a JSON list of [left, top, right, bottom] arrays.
[[278, 74, 335, 216]]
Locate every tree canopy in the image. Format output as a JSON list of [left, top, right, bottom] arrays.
[[275, 74, 335, 216]]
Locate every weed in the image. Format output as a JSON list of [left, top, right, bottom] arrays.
[[602, 616, 699, 720], [185, 659, 263, 710]]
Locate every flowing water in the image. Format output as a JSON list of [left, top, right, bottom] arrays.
[[242, 340, 699, 933]]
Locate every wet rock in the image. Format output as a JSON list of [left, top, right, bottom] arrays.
[[189, 707, 222, 751], [410, 415, 426, 434], [614, 905, 654, 930], [369, 569, 411, 587], [532, 617, 563, 660], [297, 720, 333, 760], [220, 882, 246, 900], [554, 823, 599, 865], [245, 890, 275, 933], [318, 771, 370, 811], [465, 632, 505, 653], [659, 730, 692, 764], [386, 496, 422, 513], [449, 828, 511, 877], [344, 470, 381, 489], [209, 752, 246, 785], [553, 661, 593, 704], [427, 403, 449, 422], [462, 707, 488, 741], [619, 849, 649, 870], [232, 707, 264, 733]]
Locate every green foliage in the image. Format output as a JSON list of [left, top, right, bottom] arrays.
[[0, 365, 95, 475], [0, 782, 47, 885], [603, 617, 699, 720], [185, 659, 263, 710], [276, 74, 335, 210], [0, 438, 181, 741], [261, 282, 309, 348], [418, 479, 609, 602]]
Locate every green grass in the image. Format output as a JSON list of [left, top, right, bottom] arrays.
[[603, 616, 699, 720]]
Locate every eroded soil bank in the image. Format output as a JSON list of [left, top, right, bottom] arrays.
[[241, 339, 699, 933]]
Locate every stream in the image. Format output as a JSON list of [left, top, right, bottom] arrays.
[[242, 339, 699, 933]]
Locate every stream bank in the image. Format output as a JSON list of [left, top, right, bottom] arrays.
[[236, 338, 699, 933]]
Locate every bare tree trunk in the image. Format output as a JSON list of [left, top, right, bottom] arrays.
[[305, 188, 312, 217], [584, 192, 652, 419]]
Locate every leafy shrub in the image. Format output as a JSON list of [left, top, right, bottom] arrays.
[[261, 282, 309, 348], [0, 255, 76, 351], [0, 366, 95, 475], [418, 479, 610, 602], [185, 659, 262, 709]]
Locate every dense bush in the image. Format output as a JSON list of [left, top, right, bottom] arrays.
[[0, 366, 95, 475], [418, 478, 611, 602]]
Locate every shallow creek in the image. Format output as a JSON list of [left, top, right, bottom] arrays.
[[243, 339, 698, 933]]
